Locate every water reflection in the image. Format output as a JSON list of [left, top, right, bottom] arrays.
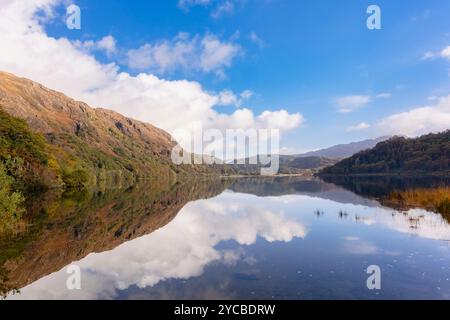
[[0, 178, 227, 296], [8, 192, 307, 299], [3, 177, 450, 299], [321, 175, 450, 198]]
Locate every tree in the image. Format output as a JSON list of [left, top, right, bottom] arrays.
[[0, 162, 25, 234]]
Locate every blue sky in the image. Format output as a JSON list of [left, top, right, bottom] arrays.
[[5, 0, 450, 153]]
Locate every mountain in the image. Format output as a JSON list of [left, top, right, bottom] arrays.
[[227, 137, 390, 175], [0, 71, 222, 234], [227, 155, 338, 176], [0, 71, 217, 189], [277, 155, 337, 173], [319, 131, 450, 176], [296, 137, 390, 159]]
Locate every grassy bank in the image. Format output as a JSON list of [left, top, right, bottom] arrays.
[[385, 187, 450, 216]]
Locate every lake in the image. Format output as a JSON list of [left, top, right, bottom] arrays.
[[2, 177, 450, 300]]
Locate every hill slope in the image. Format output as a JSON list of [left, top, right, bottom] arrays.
[[297, 137, 389, 159], [0, 71, 219, 233], [0, 71, 216, 187], [319, 132, 450, 176], [228, 155, 337, 175]]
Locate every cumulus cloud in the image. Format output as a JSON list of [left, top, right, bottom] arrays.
[[346, 122, 371, 132], [377, 95, 450, 136], [74, 35, 117, 57], [257, 110, 303, 131], [218, 89, 253, 107], [126, 33, 241, 77], [0, 0, 303, 157]]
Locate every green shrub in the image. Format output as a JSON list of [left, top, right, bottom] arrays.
[[0, 110, 48, 166], [62, 169, 90, 191], [0, 163, 25, 234]]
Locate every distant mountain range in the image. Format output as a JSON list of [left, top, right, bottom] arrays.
[[320, 131, 450, 176], [227, 155, 338, 175], [295, 137, 390, 159], [228, 137, 391, 175]]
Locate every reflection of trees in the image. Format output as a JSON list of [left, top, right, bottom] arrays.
[[322, 176, 450, 219], [0, 265, 17, 299], [321, 175, 450, 199], [0, 177, 228, 296], [227, 176, 336, 196], [383, 188, 450, 219]]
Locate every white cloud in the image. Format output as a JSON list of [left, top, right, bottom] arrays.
[[126, 33, 241, 77], [250, 31, 265, 48], [211, 1, 234, 18], [335, 95, 371, 113], [0, 0, 303, 157], [421, 45, 450, 61], [74, 35, 117, 57], [218, 89, 239, 105], [257, 110, 303, 131], [217, 89, 253, 107], [336, 93, 391, 113], [376, 92, 392, 99], [441, 46, 450, 59], [178, 0, 238, 18], [240, 89, 253, 100], [422, 51, 435, 60], [377, 95, 450, 136], [96, 35, 117, 55], [200, 34, 241, 76], [346, 122, 371, 132]]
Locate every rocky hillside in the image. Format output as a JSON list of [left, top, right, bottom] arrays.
[[0, 71, 215, 189]]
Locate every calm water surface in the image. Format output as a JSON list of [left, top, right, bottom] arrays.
[[5, 177, 450, 300]]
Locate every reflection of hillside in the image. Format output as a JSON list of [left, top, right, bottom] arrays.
[[382, 188, 450, 219], [226, 177, 379, 207], [7, 190, 308, 300], [321, 175, 450, 198], [321, 175, 450, 221], [0, 178, 227, 296]]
